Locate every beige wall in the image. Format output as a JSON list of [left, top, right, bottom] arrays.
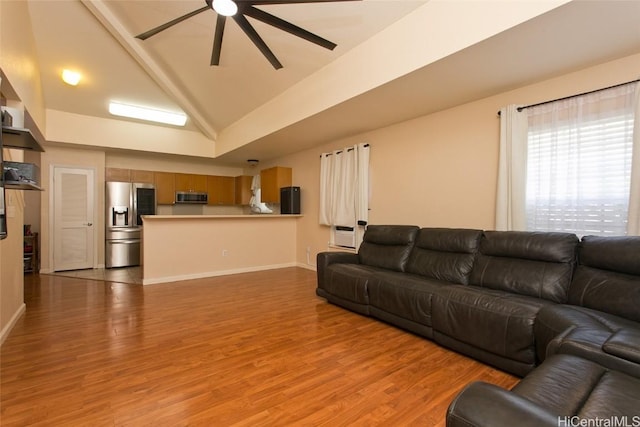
[[0, 0, 45, 341], [0, 150, 26, 344], [0, 0, 46, 131], [142, 216, 299, 284], [106, 152, 242, 177], [46, 110, 216, 159], [282, 53, 640, 269]]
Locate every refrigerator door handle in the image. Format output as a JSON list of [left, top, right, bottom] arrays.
[[109, 239, 139, 245]]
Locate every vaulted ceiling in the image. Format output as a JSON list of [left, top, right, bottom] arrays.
[[19, 0, 640, 165]]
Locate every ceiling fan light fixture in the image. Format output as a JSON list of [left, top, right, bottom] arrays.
[[108, 102, 187, 126], [212, 0, 238, 17]]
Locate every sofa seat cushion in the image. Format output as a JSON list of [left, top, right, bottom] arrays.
[[512, 354, 640, 419], [432, 285, 552, 366], [535, 304, 640, 378], [368, 274, 451, 329]]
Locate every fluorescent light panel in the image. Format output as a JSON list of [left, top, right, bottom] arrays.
[[108, 102, 187, 126]]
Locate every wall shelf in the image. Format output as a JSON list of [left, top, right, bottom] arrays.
[[5, 181, 43, 191], [1, 126, 44, 152]]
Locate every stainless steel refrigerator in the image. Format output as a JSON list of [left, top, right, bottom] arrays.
[[105, 181, 156, 268]]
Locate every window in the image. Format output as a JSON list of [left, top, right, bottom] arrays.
[[497, 82, 640, 236], [523, 83, 638, 236], [319, 143, 370, 248]]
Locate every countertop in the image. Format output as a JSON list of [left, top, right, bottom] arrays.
[[142, 214, 303, 220]]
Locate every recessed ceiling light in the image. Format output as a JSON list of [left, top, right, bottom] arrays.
[[108, 102, 187, 126], [61, 69, 82, 86]]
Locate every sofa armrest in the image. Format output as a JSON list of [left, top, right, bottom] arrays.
[[447, 382, 558, 427], [316, 251, 360, 290], [603, 329, 640, 364], [317, 251, 360, 267]]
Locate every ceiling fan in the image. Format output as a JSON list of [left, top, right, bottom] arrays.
[[136, 0, 361, 70]]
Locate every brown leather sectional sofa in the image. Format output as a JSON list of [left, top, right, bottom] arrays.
[[315, 225, 640, 425]]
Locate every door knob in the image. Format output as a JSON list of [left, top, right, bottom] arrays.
[[87, 223, 93, 226]]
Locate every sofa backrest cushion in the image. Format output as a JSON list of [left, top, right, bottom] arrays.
[[469, 231, 579, 302], [569, 235, 640, 322], [358, 225, 419, 272], [406, 228, 483, 285]]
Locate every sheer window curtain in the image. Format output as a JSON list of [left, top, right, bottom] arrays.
[[496, 82, 640, 236], [319, 143, 370, 228]]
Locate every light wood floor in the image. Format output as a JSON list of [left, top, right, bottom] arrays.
[[1, 268, 518, 426]]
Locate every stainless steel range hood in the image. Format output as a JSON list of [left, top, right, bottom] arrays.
[[1, 126, 44, 152]]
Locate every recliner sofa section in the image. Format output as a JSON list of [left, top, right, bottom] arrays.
[[534, 235, 640, 378], [316, 225, 419, 316], [431, 230, 579, 376], [367, 227, 483, 339], [316, 227, 483, 339], [446, 354, 640, 427]]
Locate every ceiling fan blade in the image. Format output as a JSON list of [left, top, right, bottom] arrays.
[[211, 15, 227, 65], [244, 5, 336, 50], [237, 0, 361, 4], [135, 5, 211, 40], [233, 13, 283, 69]]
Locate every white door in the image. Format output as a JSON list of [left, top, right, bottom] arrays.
[[53, 167, 95, 271]]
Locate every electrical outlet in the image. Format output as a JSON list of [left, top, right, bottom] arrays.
[[222, 249, 229, 257]]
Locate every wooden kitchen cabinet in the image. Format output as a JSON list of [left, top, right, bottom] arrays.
[[154, 172, 176, 205], [207, 175, 235, 205], [105, 168, 154, 184], [131, 169, 154, 184], [175, 173, 207, 193], [260, 167, 292, 203], [105, 167, 131, 182], [235, 175, 253, 205]]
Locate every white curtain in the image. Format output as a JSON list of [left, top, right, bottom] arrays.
[[319, 143, 370, 227], [526, 83, 637, 236], [498, 82, 640, 236], [627, 83, 640, 235], [495, 105, 528, 231], [356, 143, 370, 226], [319, 152, 334, 225]]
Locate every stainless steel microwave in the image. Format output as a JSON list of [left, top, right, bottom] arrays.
[[175, 191, 208, 204]]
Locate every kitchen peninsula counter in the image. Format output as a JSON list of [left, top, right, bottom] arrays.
[[141, 214, 302, 285], [144, 214, 302, 220]]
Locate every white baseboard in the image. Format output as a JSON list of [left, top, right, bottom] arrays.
[[0, 303, 26, 346], [142, 262, 299, 285], [296, 262, 317, 272]]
